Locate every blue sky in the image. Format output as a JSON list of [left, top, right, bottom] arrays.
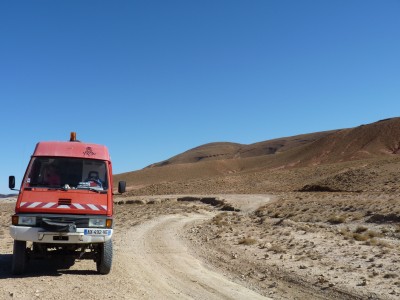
[[0, 0, 399, 193]]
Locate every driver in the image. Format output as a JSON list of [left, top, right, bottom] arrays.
[[43, 164, 61, 186], [85, 171, 103, 188]]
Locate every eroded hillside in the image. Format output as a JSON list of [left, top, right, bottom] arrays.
[[114, 118, 400, 196]]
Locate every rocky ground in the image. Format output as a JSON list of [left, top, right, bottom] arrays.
[[1, 192, 399, 299], [181, 192, 400, 299]]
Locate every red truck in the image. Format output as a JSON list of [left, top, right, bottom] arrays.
[[8, 133, 125, 275]]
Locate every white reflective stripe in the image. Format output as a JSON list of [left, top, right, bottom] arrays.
[[87, 204, 99, 211], [72, 203, 85, 210], [19, 201, 106, 211], [57, 205, 71, 209]]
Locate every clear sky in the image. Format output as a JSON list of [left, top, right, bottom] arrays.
[[0, 0, 399, 194]]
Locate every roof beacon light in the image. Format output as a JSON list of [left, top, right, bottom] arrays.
[[70, 132, 77, 142]]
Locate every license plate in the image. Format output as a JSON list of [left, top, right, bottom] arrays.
[[84, 229, 111, 236]]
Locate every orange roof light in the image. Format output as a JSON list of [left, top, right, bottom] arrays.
[[70, 132, 77, 142]]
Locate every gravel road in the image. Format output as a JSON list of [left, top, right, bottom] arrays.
[[0, 196, 272, 300]]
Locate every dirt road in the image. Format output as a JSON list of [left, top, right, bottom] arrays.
[[116, 213, 270, 299], [0, 196, 271, 300], [4, 193, 395, 299]]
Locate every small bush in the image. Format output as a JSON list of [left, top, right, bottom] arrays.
[[238, 238, 257, 245], [378, 241, 393, 249], [383, 273, 398, 279], [354, 226, 368, 233], [268, 244, 286, 254], [328, 215, 346, 224], [353, 233, 369, 241], [212, 213, 229, 226], [125, 199, 145, 205], [365, 238, 378, 246], [366, 230, 382, 238], [339, 228, 353, 240]]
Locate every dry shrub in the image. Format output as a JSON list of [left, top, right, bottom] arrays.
[[125, 199, 145, 205], [383, 273, 398, 279], [238, 237, 257, 245], [353, 233, 369, 241], [380, 227, 389, 234], [366, 230, 382, 238], [212, 212, 228, 226], [339, 228, 352, 239], [376, 240, 392, 248], [283, 230, 291, 236], [351, 213, 364, 221], [258, 216, 270, 225], [328, 215, 346, 224], [268, 244, 286, 254], [272, 212, 282, 218], [366, 238, 378, 246], [354, 226, 368, 233]]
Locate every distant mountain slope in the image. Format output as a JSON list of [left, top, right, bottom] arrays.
[[281, 117, 400, 166], [148, 117, 400, 169], [147, 142, 243, 166], [148, 130, 337, 167], [114, 117, 400, 194], [0, 194, 17, 198]]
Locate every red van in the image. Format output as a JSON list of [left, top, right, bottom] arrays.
[[8, 133, 125, 275]]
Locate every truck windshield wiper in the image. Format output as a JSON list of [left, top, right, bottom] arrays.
[[47, 187, 69, 191], [75, 187, 107, 194], [87, 188, 106, 194], [47, 186, 106, 193], [45, 184, 73, 191]]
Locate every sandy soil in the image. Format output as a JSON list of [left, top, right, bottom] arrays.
[[0, 196, 271, 300], [182, 193, 400, 300], [1, 193, 399, 299]]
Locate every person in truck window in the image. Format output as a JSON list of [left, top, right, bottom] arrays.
[[43, 164, 61, 186], [85, 171, 103, 188]]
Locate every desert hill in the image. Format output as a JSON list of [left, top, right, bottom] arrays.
[[0, 194, 17, 199], [147, 130, 337, 167], [114, 117, 400, 195]]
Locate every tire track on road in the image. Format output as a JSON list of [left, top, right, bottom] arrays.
[[117, 213, 271, 300]]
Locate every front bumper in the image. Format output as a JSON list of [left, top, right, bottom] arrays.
[[10, 225, 113, 244]]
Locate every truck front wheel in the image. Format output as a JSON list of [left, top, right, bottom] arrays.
[[11, 240, 27, 275], [96, 239, 112, 274]]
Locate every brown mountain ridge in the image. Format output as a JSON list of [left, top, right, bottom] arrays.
[[114, 117, 400, 195]]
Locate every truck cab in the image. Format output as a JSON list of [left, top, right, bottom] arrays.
[[8, 133, 125, 275]]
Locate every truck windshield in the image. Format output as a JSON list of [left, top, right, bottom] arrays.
[[24, 157, 108, 191]]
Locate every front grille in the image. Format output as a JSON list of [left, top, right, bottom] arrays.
[[58, 198, 72, 205], [37, 216, 89, 228]]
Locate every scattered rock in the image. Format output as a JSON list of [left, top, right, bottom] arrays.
[[268, 282, 277, 288], [299, 265, 308, 269]]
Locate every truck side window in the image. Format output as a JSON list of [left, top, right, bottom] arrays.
[[26, 159, 43, 187]]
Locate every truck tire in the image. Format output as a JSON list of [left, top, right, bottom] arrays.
[[96, 239, 112, 274], [11, 240, 27, 275]]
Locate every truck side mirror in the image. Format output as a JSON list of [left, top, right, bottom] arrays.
[[118, 181, 126, 194], [9, 176, 15, 190]]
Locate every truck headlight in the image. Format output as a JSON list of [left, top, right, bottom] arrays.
[[89, 218, 106, 228], [18, 216, 37, 226]]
